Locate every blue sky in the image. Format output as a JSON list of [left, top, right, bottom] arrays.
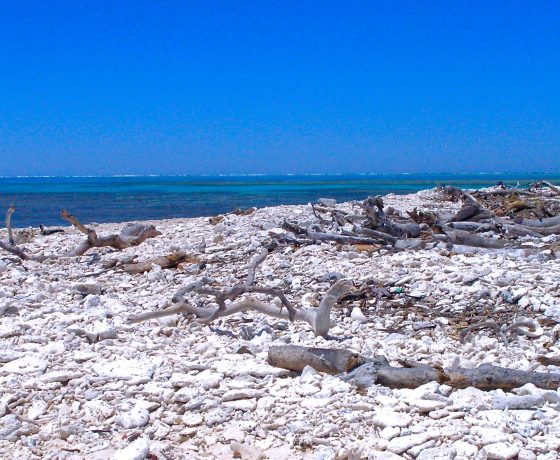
[[1, 1, 559, 176]]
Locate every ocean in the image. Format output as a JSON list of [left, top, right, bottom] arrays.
[[1, 173, 559, 228]]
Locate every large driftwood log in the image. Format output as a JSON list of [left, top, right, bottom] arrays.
[[444, 186, 495, 222], [268, 345, 365, 374], [268, 345, 560, 391], [515, 215, 560, 228], [439, 225, 506, 249], [346, 359, 560, 391], [283, 221, 389, 246], [0, 207, 161, 261], [523, 224, 560, 236], [129, 279, 352, 337]]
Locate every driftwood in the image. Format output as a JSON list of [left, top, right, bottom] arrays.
[[39, 224, 64, 236], [278, 182, 560, 256], [129, 278, 352, 337], [361, 196, 421, 238], [122, 251, 198, 274], [268, 345, 365, 374], [346, 359, 560, 391], [536, 180, 560, 195], [209, 207, 257, 225], [283, 221, 388, 246], [5, 205, 15, 246], [268, 345, 560, 391], [538, 356, 560, 366], [515, 215, 560, 228], [439, 225, 505, 249], [0, 207, 161, 262]]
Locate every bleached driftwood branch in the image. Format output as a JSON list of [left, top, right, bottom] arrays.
[[129, 279, 352, 338], [0, 207, 161, 261]]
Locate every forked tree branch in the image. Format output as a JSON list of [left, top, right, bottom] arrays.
[[0, 207, 161, 261], [128, 279, 352, 337]]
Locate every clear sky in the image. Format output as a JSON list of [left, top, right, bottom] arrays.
[[1, 1, 559, 176]]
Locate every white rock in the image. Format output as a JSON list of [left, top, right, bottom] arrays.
[[368, 452, 405, 460], [92, 359, 156, 380], [222, 389, 262, 401], [313, 445, 336, 460], [83, 399, 115, 421], [350, 307, 368, 324], [471, 426, 508, 446], [287, 420, 313, 434], [182, 413, 204, 427], [116, 405, 150, 429], [205, 408, 229, 426], [379, 426, 401, 440], [301, 397, 331, 409], [170, 372, 191, 387], [222, 424, 245, 442], [295, 383, 320, 396], [371, 411, 412, 428], [0, 349, 25, 363], [222, 399, 257, 411], [544, 304, 560, 322], [449, 387, 492, 410], [40, 370, 82, 383], [27, 399, 48, 420], [492, 394, 544, 410], [453, 440, 478, 458], [409, 399, 448, 413], [300, 365, 319, 384], [416, 446, 456, 460], [387, 433, 432, 454], [404, 439, 435, 457], [213, 360, 289, 378], [157, 315, 179, 327], [483, 442, 520, 460], [517, 449, 537, 460], [194, 370, 223, 389], [0, 321, 21, 339], [2, 356, 48, 375], [174, 387, 200, 403], [429, 409, 449, 419], [112, 437, 150, 460]]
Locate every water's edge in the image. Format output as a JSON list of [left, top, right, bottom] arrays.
[[1, 173, 558, 227]]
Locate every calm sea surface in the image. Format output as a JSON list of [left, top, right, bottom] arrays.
[[1, 174, 559, 228]]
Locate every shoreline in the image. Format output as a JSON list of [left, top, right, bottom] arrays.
[[3, 175, 560, 228], [6, 189, 442, 231]]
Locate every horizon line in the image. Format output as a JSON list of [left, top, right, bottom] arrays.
[[1, 171, 560, 179]]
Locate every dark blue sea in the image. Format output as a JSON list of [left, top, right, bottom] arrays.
[[1, 174, 559, 228]]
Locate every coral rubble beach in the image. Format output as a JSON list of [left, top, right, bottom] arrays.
[[1, 186, 560, 459]]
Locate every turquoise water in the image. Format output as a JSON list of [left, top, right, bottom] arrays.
[[1, 174, 559, 228]]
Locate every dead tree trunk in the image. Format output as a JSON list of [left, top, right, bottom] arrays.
[[268, 345, 560, 391]]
